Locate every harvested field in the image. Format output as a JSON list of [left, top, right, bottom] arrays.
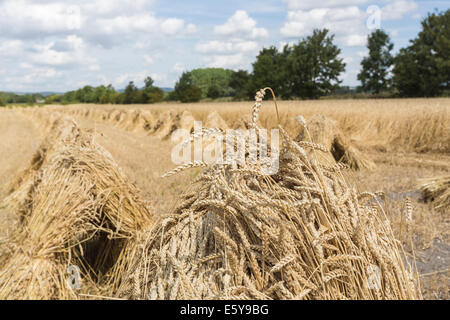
[[0, 96, 448, 299]]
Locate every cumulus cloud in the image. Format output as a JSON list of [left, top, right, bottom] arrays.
[[95, 14, 158, 35], [115, 73, 131, 86], [0, 0, 426, 91], [203, 54, 245, 69], [0, 0, 196, 90], [381, 0, 418, 20], [82, 0, 155, 16], [186, 24, 197, 34], [95, 14, 194, 38], [0, 0, 83, 37], [0, 0, 195, 42], [195, 11, 267, 71], [161, 18, 185, 36], [280, 0, 418, 48], [172, 63, 185, 73], [0, 40, 24, 57], [114, 70, 167, 87], [89, 64, 100, 71], [214, 10, 268, 39], [150, 73, 168, 83], [29, 35, 94, 67], [280, 6, 367, 47], [282, 0, 369, 10], [195, 41, 259, 54], [3, 66, 62, 90], [344, 34, 367, 46]]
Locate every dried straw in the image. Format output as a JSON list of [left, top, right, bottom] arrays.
[[418, 175, 450, 210], [114, 88, 419, 300], [0, 116, 152, 299], [297, 114, 376, 171]]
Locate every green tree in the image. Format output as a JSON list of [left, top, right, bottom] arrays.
[[206, 82, 222, 99], [189, 68, 233, 98], [144, 76, 154, 89], [123, 81, 139, 104], [248, 46, 289, 99], [289, 29, 346, 99], [0, 96, 6, 107], [147, 88, 164, 103], [229, 70, 250, 100], [45, 94, 61, 104], [102, 84, 117, 104], [393, 9, 450, 97], [165, 90, 178, 101], [357, 29, 394, 94], [142, 76, 164, 103], [183, 86, 202, 102], [174, 72, 202, 102]]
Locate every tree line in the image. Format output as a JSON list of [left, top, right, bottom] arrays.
[[0, 92, 45, 106], [1, 9, 447, 107], [43, 77, 164, 105], [172, 9, 449, 101]]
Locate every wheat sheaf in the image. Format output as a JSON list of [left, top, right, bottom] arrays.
[[114, 88, 421, 300]]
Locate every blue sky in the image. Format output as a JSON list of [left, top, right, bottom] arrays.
[[0, 0, 447, 92]]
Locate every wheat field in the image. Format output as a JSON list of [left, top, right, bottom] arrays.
[[0, 96, 448, 299]]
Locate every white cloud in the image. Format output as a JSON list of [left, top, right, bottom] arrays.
[[89, 64, 100, 71], [281, 6, 364, 38], [115, 73, 130, 85], [114, 71, 148, 86], [29, 35, 94, 67], [95, 14, 158, 35], [186, 23, 197, 34], [97, 74, 108, 85], [161, 18, 185, 36], [0, 0, 83, 36], [195, 40, 259, 54], [344, 34, 366, 47], [203, 54, 245, 69], [0, 40, 24, 57], [95, 14, 195, 38], [150, 73, 167, 83], [381, 0, 418, 20], [214, 10, 268, 39], [282, 0, 369, 10], [280, 1, 418, 48], [0, 0, 194, 42], [82, 0, 154, 16], [20, 62, 33, 69], [280, 5, 372, 47], [6, 66, 62, 86], [198, 14, 264, 71], [172, 63, 185, 73]]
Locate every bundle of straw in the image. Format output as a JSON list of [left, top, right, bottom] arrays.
[[0, 117, 152, 299], [419, 175, 450, 210], [297, 114, 376, 171], [115, 88, 420, 300]]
